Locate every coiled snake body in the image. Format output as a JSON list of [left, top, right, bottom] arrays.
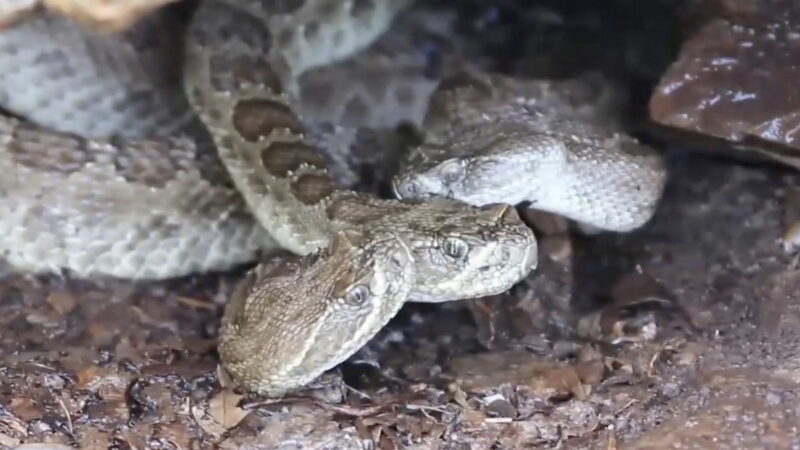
[[0, 0, 665, 395]]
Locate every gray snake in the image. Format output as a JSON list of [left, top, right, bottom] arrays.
[[0, 0, 666, 395]]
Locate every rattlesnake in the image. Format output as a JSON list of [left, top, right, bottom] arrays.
[[0, 0, 665, 395], [394, 70, 667, 230]]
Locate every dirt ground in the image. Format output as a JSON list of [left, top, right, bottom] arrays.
[[4, 0, 800, 449]]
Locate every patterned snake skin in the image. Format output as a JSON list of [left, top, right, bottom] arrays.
[[394, 71, 667, 231], [0, 0, 665, 395]]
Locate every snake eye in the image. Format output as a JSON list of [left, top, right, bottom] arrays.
[[443, 237, 469, 259], [401, 179, 418, 195], [439, 159, 465, 184], [344, 284, 371, 306], [393, 177, 418, 200]]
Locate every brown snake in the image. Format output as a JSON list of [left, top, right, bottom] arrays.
[[0, 0, 665, 395]]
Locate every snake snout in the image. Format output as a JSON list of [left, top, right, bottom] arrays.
[[393, 173, 445, 201], [392, 176, 423, 201]]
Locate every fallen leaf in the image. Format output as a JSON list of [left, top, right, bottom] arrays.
[[8, 397, 42, 422], [45, 291, 77, 315], [192, 389, 249, 438], [209, 389, 249, 429], [0, 432, 20, 448], [75, 365, 107, 390]]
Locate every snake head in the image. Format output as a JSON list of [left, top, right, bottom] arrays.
[[392, 158, 464, 201], [394, 120, 666, 232], [380, 200, 537, 303], [393, 122, 569, 208], [218, 229, 414, 396]]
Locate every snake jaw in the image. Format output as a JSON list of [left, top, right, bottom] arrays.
[[218, 229, 415, 396]]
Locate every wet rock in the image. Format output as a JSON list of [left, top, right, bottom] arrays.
[[650, 14, 800, 167], [684, 0, 800, 26]]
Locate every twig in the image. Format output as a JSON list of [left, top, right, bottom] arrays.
[[57, 396, 73, 436]]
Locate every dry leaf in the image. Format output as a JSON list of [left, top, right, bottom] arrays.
[[75, 365, 106, 390], [0, 432, 21, 448], [45, 291, 77, 315], [208, 389, 248, 429], [192, 389, 249, 438], [8, 397, 42, 422]]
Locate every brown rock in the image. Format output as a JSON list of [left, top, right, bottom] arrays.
[[650, 16, 800, 167], [684, 0, 800, 26]]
